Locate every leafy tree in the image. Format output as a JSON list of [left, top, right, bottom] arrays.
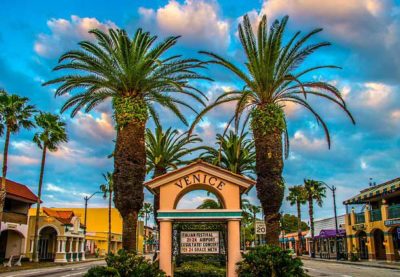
[[286, 186, 307, 255], [0, 90, 36, 220], [304, 179, 326, 257], [200, 130, 255, 177], [146, 126, 209, 224], [197, 198, 222, 209], [190, 14, 354, 244], [100, 172, 114, 254], [280, 214, 308, 233], [32, 112, 68, 262], [44, 28, 208, 251]]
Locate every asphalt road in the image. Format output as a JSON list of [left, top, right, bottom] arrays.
[[303, 259, 400, 277], [0, 260, 105, 277]]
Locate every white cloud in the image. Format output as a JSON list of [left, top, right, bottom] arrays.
[[46, 183, 66, 193], [138, 0, 230, 50], [34, 15, 117, 58]]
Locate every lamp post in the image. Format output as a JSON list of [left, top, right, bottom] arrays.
[[83, 192, 101, 253], [321, 181, 340, 260]]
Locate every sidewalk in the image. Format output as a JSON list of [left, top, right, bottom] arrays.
[[301, 256, 400, 271]]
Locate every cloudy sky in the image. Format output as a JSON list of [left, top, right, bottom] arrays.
[[1, 0, 400, 224]]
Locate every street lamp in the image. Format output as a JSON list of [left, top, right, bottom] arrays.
[[320, 181, 340, 260], [83, 191, 102, 252]]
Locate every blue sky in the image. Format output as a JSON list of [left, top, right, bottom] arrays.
[[1, 0, 400, 224]]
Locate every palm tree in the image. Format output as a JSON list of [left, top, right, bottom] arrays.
[[304, 179, 326, 258], [287, 185, 307, 255], [32, 112, 67, 262], [197, 198, 222, 209], [200, 130, 255, 177], [190, 14, 354, 244], [242, 200, 261, 245], [146, 126, 208, 224], [100, 172, 114, 255], [44, 28, 208, 251], [0, 90, 36, 221], [139, 202, 153, 254]]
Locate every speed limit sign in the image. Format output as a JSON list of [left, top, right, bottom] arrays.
[[255, 221, 266, 234]]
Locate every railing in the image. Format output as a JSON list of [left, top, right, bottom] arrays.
[[355, 212, 365, 224], [370, 209, 382, 222], [388, 204, 400, 219]]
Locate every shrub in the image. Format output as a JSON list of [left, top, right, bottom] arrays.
[[175, 261, 226, 277], [237, 245, 307, 277], [105, 250, 166, 277], [85, 266, 120, 277]]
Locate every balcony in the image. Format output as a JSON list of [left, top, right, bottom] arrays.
[[370, 209, 382, 222], [388, 204, 400, 219], [355, 212, 365, 224], [1, 211, 28, 224]]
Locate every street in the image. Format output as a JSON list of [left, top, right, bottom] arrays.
[[303, 259, 400, 277], [0, 260, 105, 277]]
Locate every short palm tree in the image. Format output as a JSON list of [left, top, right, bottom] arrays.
[[190, 14, 354, 244], [139, 202, 153, 253], [197, 198, 222, 209], [0, 90, 36, 221], [100, 172, 114, 254], [200, 130, 255, 177], [44, 28, 208, 251], [146, 126, 208, 224], [287, 185, 307, 255], [304, 179, 326, 258], [242, 200, 261, 244], [32, 112, 67, 262]]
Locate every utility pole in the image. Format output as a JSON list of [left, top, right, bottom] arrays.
[[83, 192, 101, 254]]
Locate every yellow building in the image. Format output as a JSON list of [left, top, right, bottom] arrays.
[[28, 208, 145, 258], [344, 177, 400, 262]]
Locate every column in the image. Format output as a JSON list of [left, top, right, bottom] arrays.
[[75, 238, 79, 261], [365, 204, 371, 223], [81, 238, 86, 261], [227, 219, 241, 277], [384, 232, 396, 262], [54, 237, 67, 263], [159, 220, 172, 277], [69, 238, 73, 262], [367, 233, 376, 261], [381, 200, 389, 220]]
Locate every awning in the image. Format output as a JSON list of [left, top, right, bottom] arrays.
[[318, 229, 346, 238]]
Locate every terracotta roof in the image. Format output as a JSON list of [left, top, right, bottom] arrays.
[[43, 207, 75, 225], [1, 178, 39, 203]]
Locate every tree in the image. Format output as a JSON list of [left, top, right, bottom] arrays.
[[139, 202, 153, 253], [280, 214, 308, 234], [0, 90, 36, 221], [304, 179, 326, 258], [32, 112, 67, 262], [200, 130, 255, 177], [44, 28, 208, 251], [197, 198, 222, 209], [100, 172, 114, 255], [190, 14, 354, 244], [286, 185, 307, 255], [242, 199, 262, 245]]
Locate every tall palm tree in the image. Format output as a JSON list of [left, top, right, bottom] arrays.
[[242, 200, 261, 245], [44, 28, 208, 251], [146, 126, 208, 224], [0, 90, 36, 221], [32, 112, 67, 262], [287, 185, 307, 255], [304, 179, 326, 258], [190, 14, 354, 244], [100, 172, 114, 255], [197, 198, 222, 209], [139, 202, 153, 254], [200, 130, 255, 177]]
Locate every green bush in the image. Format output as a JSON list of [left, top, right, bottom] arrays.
[[105, 250, 166, 277], [85, 266, 120, 277], [237, 245, 307, 277], [175, 261, 226, 277]]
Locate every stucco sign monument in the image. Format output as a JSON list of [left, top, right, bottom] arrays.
[[145, 160, 255, 277]]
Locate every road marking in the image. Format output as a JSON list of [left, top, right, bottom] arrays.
[[342, 275, 353, 277], [61, 272, 86, 277]]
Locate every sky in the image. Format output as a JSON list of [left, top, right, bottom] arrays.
[[1, 0, 400, 224]]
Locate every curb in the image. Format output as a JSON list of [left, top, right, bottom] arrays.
[[301, 257, 400, 271]]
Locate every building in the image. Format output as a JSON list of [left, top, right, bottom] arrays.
[[26, 207, 85, 262], [30, 208, 146, 257], [144, 225, 158, 254], [343, 177, 400, 262], [305, 215, 346, 259], [0, 178, 38, 260], [279, 231, 308, 254]]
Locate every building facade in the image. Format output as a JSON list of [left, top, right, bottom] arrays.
[[0, 178, 38, 260], [344, 177, 400, 262]]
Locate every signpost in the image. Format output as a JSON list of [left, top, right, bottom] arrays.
[[180, 231, 219, 254], [255, 221, 266, 235]]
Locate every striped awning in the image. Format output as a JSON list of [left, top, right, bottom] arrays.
[[343, 178, 400, 205]]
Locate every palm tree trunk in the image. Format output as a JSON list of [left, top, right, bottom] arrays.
[[0, 128, 11, 221], [253, 124, 284, 245], [297, 201, 302, 256], [113, 119, 146, 252], [309, 197, 315, 258], [32, 144, 47, 262], [107, 190, 112, 254]]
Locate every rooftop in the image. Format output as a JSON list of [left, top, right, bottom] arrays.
[[1, 178, 38, 203]]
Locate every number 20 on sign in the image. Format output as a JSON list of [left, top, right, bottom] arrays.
[[255, 221, 266, 234]]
